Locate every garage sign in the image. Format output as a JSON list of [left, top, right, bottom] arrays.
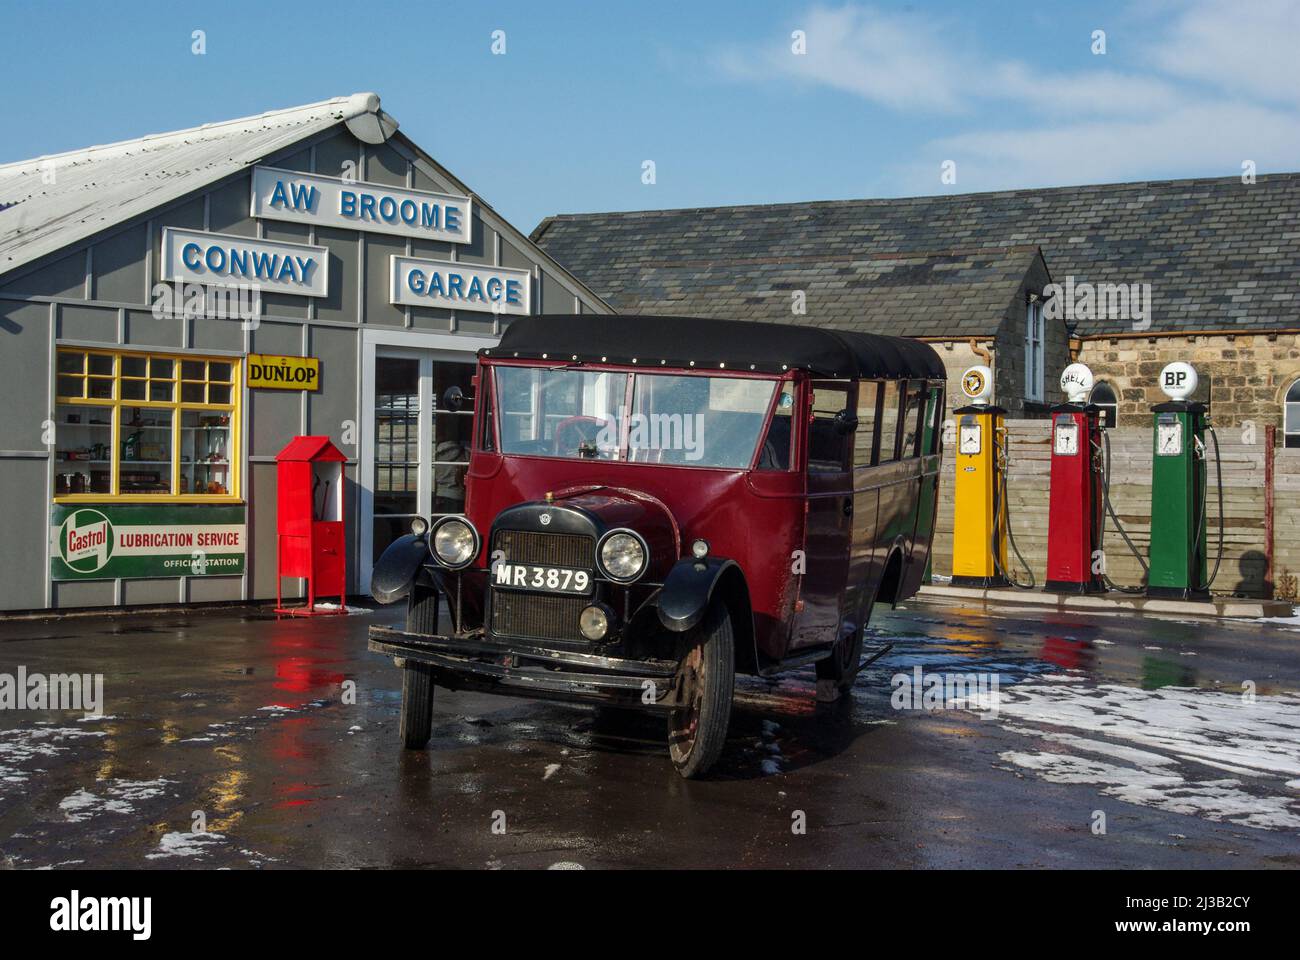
[[247, 354, 321, 391], [50, 505, 247, 580]]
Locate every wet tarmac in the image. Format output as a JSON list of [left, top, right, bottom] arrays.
[[1, 599, 1298, 869]]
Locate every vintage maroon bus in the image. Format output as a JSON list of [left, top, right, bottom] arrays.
[[368, 315, 946, 778]]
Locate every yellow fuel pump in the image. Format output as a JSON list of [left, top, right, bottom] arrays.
[[951, 365, 1033, 588]]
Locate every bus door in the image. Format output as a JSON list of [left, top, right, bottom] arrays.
[[791, 380, 854, 651], [845, 380, 882, 635]]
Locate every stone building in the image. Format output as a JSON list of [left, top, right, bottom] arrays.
[[532, 173, 1300, 437]]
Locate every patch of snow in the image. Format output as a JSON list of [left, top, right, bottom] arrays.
[[543, 763, 560, 781], [993, 680, 1300, 831], [547, 861, 585, 870], [58, 778, 173, 823], [146, 830, 226, 859]]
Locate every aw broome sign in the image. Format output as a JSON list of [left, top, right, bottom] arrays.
[[50, 505, 246, 581], [246, 354, 320, 391], [250, 166, 473, 245]]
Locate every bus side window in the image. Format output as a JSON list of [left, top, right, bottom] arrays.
[[878, 381, 902, 462], [925, 382, 945, 455], [855, 380, 881, 467], [900, 380, 925, 458], [808, 381, 852, 472]]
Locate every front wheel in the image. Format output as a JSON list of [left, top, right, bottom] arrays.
[[667, 600, 735, 779], [399, 584, 439, 749]]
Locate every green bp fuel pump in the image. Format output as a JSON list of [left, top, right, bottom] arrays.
[[1146, 361, 1224, 601]]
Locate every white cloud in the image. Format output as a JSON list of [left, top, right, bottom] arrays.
[[715, 1, 1300, 190]]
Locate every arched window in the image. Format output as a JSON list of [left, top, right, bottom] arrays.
[[1090, 380, 1118, 429], [1286, 379, 1300, 449]]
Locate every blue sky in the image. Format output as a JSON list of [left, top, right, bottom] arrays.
[[2, 0, 1297, 231]]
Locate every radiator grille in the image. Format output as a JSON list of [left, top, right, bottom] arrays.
[[488, 529, 596, 642], [490, 591, 589, 642], [492, 529, 593, 568]]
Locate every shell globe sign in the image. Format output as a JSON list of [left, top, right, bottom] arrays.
[[50, 505, 246, 580]]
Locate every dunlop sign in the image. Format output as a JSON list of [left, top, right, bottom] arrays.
[[247, 354, 320, 391]]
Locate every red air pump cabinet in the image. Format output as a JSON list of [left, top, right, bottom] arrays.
[[275, 436, 347, 616], [1044, 405, 1106, 593]]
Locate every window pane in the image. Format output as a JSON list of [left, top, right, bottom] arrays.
[[756, 386, 795, 470], [57, 375, 84, 398], [88, 354, 114, 376], [878, 382, 902, 462], [149, 381, 174, 402], [855, 381, 880, 467], [181, 382, 204, 403], [121, 410, 173, 495], [495, 366, 626, 459], [121, 356, 147, 377], [373, 356, 421, 558], [150, 358, 173, 379], [900, 381, 925, 458], [209, 362, 232, 382], [808, 381, 850, 472], [54, 404, 113, 495], [181, 410, 231, 495], [208, 384, 231, 405], [88, 377, 114, 400], [628, 374, 775, 468], [122, 379, 146, 400], [57, 352, 85, 374], [181, 360, 205, 380]]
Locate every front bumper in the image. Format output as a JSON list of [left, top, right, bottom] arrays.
[[368, 625, 681, 710]]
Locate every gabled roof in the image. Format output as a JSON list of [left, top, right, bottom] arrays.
[[483, 314, 947, 379], [276, 435, 346, 462], [532, 173, 1300, 337], [0, 93, 396, 275]]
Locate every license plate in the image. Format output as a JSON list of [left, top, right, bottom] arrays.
[[493, 563, 592, 594]]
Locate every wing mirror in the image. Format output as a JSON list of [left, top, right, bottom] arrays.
[[441, 385, 472, 412], [833, 410, 859, 435]]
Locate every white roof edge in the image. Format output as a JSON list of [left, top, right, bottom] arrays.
[[0, 93, 385, 175]]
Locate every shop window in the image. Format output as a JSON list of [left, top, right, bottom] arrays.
[[54, 349, 240, 501], [1090, 380, 1119, 429], [1285, 379, 1300, 449]]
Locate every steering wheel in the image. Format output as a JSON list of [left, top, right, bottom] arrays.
[[553, 416, 609, 457]]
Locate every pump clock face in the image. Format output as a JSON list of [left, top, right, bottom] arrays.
[[959, 424, 981, 455], [1157, 423, 1182, 457], [1053, 422, 1079, 456]]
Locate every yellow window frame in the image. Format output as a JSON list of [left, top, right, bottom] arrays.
[[53, 348, 243, 504]]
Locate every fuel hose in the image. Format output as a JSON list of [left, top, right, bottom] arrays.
[[1098, 429, 1148, 593], [991, 430, 1036, 589], [1190, 425, 1225, 592]]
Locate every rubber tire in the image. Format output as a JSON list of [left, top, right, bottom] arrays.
[[816, 593, 873, 692], [667, 600, 735, 779], [399, 584, 439, 749]]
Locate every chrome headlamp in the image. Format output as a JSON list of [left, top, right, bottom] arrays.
[[430, 516, 479, 569], [596, 529, 649, 583], [409, 516, 429, 538]]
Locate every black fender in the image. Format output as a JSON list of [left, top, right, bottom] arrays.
[[370, 534, 430, 605], [656, 557, 744, 633]]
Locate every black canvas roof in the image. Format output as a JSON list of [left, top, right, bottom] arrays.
[[482, 314, 946, 380]]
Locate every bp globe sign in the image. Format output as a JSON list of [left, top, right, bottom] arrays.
[[50, 505, 246, 580]]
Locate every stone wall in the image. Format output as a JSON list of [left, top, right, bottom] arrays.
[[1077, 332, 1300, 430]]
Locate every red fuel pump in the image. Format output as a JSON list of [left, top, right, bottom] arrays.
[[1044, 363, 1106, 594]]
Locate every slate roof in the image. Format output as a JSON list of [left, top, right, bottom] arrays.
[[0, 94, 393, 275], [532, 174, 1300, 337]]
